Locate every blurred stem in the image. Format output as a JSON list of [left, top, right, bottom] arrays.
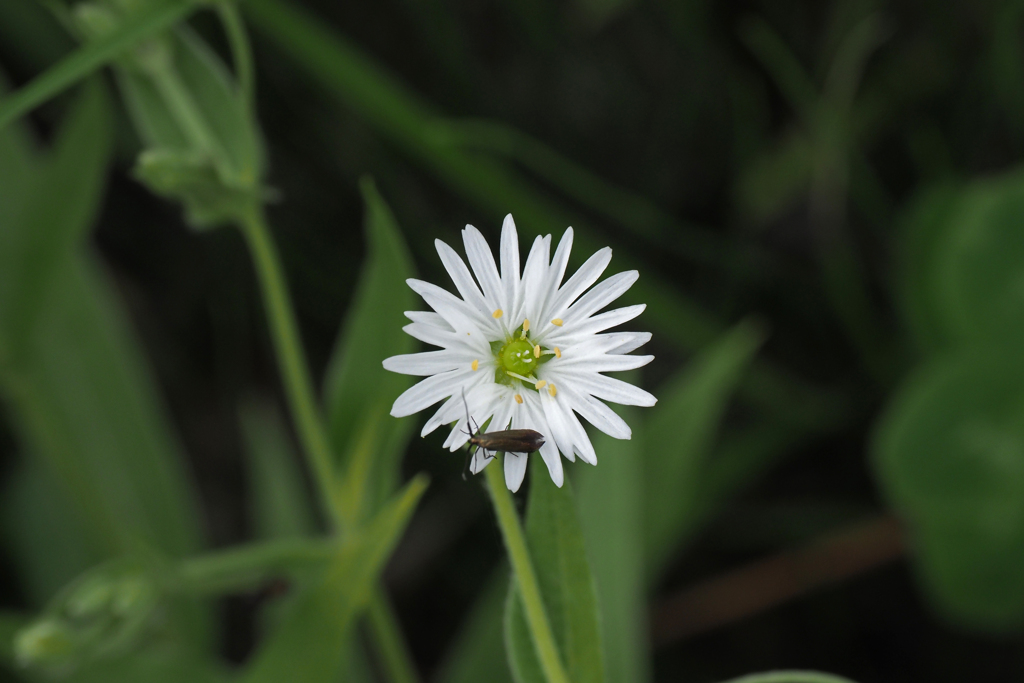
[[0, 0, 199, 130], [216, 0, 255, 108], [367, 589, 420, 683], [149, 63, 226, 161], [485, 461, 570, 683], [238, 207, 338, 528], [174, 537, 339, 594], [238, 207, 421, 683]]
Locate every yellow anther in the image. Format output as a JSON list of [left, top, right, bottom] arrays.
[[514, 394, 524, 404], [551, 318, 563, 326], [493, 309, 504, 319], [535, 380, 547, 390], [522, 318, 530, 332], [554, 347, 561, 358], [548, 383, 557, 397], [471, 359, 479, 371], [533, 344, 541, 358]]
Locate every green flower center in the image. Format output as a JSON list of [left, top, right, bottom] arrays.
[[500, 339, 536, 377]]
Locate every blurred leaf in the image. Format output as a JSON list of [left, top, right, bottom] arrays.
[[63, 647, 227, 683], [239, 398, 317, 540], [0, 79, 111, 358], [644, 321, 764, 574], [1, 459, 102, 607], [717, 673, 859, 683], [0, 0, 200, 130], [895, 181, 962, 354], [735, 131, 813, 224], [931, 170, 1024, 346], [990, 0, 1024, 144], [434, 570, 514, 683], [506, 461, 604, 683], [576, 406, 650, 683], [873, 350, 1024, 629], [325, 178, 417, 522], [242, 475, 428, 683], [0, 610, 28, 669]]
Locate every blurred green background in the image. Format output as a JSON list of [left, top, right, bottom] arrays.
[[4, 0, 1024, 681]]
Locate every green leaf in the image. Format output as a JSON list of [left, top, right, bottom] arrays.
[[717, 673, 859, 683], [506, 461, 604, 683], [0, 610, 29, 669], [576, 405, 650, 683], [325, 178, 417, 522], [239, 398, 317, 540], [242, 475, 428, 683], [435, 570, 514, 683], [930, 170, 1024, 346], [0, 79, 112, 358], [0, 0, 200, 131], [643, 321, 764, 574], [895, 181, 962, 354], [873, 350, 1024, 629]]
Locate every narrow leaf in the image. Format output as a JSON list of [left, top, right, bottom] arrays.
[[643, 321, 764, 574], [0, 0, 200, 130], [435, 570, 514, 683], [576, 405, 650, 683], [324, 177, 417, 521], [242, 475, 428, 683], [506, 460, 604, 683]]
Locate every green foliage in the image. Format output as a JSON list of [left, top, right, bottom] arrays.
[[242, 476, 427, 683], [435, 572, 514, 683], [643, 322, 764, 573], [576, 407, 650, 683], [874, 351, 1024, 628], [506, 461, 604, 683], [325, 178, 417, 523]]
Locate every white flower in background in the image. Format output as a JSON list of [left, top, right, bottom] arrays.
[[383, 215, 656, 492]]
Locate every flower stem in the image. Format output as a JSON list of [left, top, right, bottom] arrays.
[[484, 461, 570, 683], [239, 207, 338, 527], [237, 207, 421, 683]]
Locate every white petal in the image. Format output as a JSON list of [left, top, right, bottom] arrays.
[[540, 392, 576, 462], [548, 247, 612, 316], [562, 270, 638, 324], [402, 322, 481, 352], [391, 369, 469, 417], [435, 239, 492, 318], [519, 235, 551, 324], [544, 228, 573, 304], [408, 279, 489, 336], [603, 331, 652, 355], [463, 225, 505, 311], [565, 408, 597, 465], [500, 215, 521, 311], [471, 447, 495, 474], [521, 394, 563, 487], [563, 305, 647, 340], [421, 397, 455, 437], [562, 385, 632, 439], [558, 354, 654, 373], [405, 310, 453, 331], [383, 350, 469, 376], [569, 372, 658, 407], [504, 451, 528, 492]]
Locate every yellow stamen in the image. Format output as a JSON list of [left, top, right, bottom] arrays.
[[533, 344, 541, 358], [551, 318, 563, 326], [535, 380, 547, 390], [554, 347, 561, 358], [522, 318, 530, 332], [514, 394, 524, 404], [493, 309, 503, 319], [548, 383, 557, 397], [471, 359, 479, 371]]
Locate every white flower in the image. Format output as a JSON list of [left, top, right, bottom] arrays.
[[383, 215, 656, 492]]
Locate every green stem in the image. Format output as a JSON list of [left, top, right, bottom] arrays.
[[238, 207, 421, 683], [0, 0, 200, 130], [149, 62, 225, 161], [484, 461, 571, 683], [215, 0, 256, 108], [173, 537, 338, 594], [238, 207, 339, 528], [367, 588, 420, 683]]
